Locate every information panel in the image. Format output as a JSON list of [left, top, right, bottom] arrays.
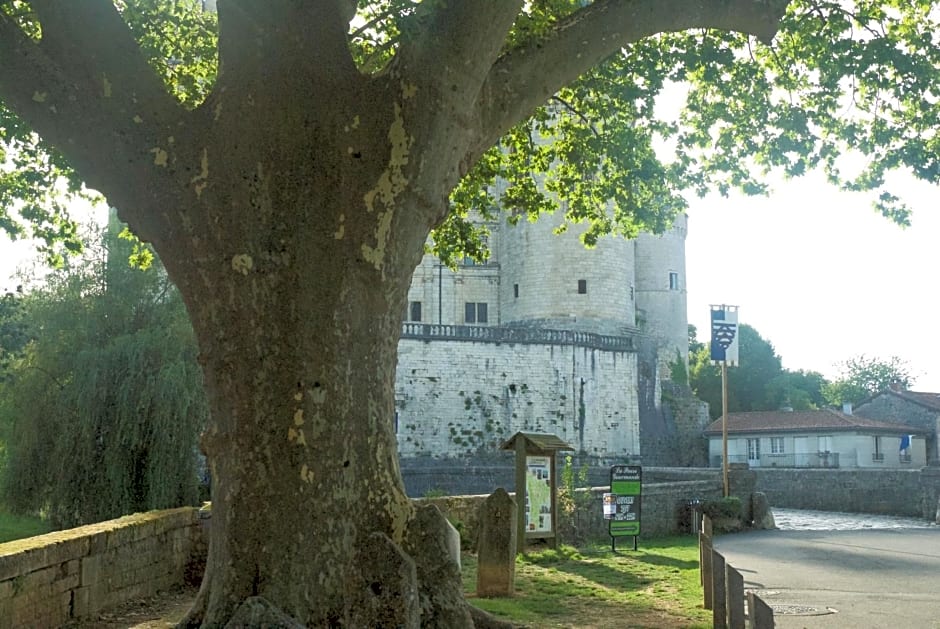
[[609, 465, 641, 538], [525, 456, 552, 533]]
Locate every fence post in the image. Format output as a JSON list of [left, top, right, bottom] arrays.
[[725, 563, 745, 629], [700, 534, 713, 610], [747, 591, 775, 628], [712, 549, 726, 628]]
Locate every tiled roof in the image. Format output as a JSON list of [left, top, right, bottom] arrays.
[[703, 409, 930, 436]]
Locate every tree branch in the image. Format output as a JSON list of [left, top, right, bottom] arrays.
[[473, 0, 792, 158], [396, 0, 523, 103], [0, 1, 190, 245]]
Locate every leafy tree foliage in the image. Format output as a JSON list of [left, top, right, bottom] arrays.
[[0, 289, 28, 379], [823, 354, 914, 406], [0, 220, 206, 528], [690, 324, 828, 417], [765, 369, 828, 410]]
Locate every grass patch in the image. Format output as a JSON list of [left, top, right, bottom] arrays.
[[0, 509, 51, 544], [463, 537, 710, 628]]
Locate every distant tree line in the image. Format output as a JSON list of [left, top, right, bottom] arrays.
[[688, 324, 914, 419]]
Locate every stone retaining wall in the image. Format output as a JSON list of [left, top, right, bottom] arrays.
[[752, 468, 928, 517], [0, 507, 203, 629]]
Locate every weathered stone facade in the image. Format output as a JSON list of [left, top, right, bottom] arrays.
[[397, 333, 639, 458], [396, 212, 692, 463]]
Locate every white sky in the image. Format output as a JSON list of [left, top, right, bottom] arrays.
[[685, 170, 940, 392], [1, 173, 937, 391]]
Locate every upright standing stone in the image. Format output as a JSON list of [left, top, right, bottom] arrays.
[[712, 550, 727, 629], [476, 488, 517, 597], [726, 564, 746, 629], [751, 492, 776, 530], [747, 591, 775, 629]]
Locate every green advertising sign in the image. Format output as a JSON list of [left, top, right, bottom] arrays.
[[608, 465, 641, 540]]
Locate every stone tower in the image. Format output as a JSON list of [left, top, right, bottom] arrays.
[[634, 213, 689, 373], [497, 209, 637, 336]]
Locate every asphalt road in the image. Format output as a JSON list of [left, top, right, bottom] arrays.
[[713, 528, 940, 629]]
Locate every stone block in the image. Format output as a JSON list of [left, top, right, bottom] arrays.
[[72, 584, 106, 618], [0, 597, 11, 629], [750, 492, 776, 530], [225, 596, 305, 629], [345, 532, 420, 629], [80, 555, 103, 587], [476, 488, 516, 597]]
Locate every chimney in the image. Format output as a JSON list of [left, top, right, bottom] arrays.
[[842, 402, 853, 415]]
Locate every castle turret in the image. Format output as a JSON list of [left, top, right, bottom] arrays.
[[497, 208, 637, 336], [634, 213, 689, 374]]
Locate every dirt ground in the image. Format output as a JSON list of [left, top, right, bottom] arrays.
[[62, 587, 197, 629]]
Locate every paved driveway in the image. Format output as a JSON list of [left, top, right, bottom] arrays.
[[713, 528, 940, 629]]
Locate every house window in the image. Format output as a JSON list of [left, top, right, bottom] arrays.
[[747, 438, 761, 462], [817, 435, 833, 452], [409, 301, 422, 322], [465, 302, 488, 324], [669, 271, 680, 290], [577, 279, 587, 294], [873, 436, 884, 462], [770, 437, 785, 454], [513, 283, 519, 299]]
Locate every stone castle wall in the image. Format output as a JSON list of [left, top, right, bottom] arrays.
[[396, 335, 640, 459]]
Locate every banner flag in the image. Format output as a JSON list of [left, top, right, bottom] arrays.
[[900, 434, 912, 452], [710, 305, 739, 366]]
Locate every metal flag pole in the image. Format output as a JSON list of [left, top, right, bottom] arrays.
[[710, 304, 739, 498], [722, 360, 729, 497]]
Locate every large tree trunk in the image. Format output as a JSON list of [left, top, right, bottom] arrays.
[[157, 63, 476, 620], [170, 189, 473, 625]]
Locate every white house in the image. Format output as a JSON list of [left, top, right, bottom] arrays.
[[704, 409, 929, 469]]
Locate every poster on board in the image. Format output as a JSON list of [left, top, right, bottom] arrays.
[[525, 456, 552, 533], [609, 465, 641, 538]]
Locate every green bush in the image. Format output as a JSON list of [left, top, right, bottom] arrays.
[[701, 496, 741, 521]]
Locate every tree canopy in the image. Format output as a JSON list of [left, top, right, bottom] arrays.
[[2, 1, 939, 261], [823, 354, 914, 406]]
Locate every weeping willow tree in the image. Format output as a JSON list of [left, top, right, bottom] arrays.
[[0, 218, 206, 529]]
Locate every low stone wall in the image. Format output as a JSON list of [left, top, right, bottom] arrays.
[[753, 468, 928, 517], [423, 478, 722, 550], [0, 507, 203, 629]]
